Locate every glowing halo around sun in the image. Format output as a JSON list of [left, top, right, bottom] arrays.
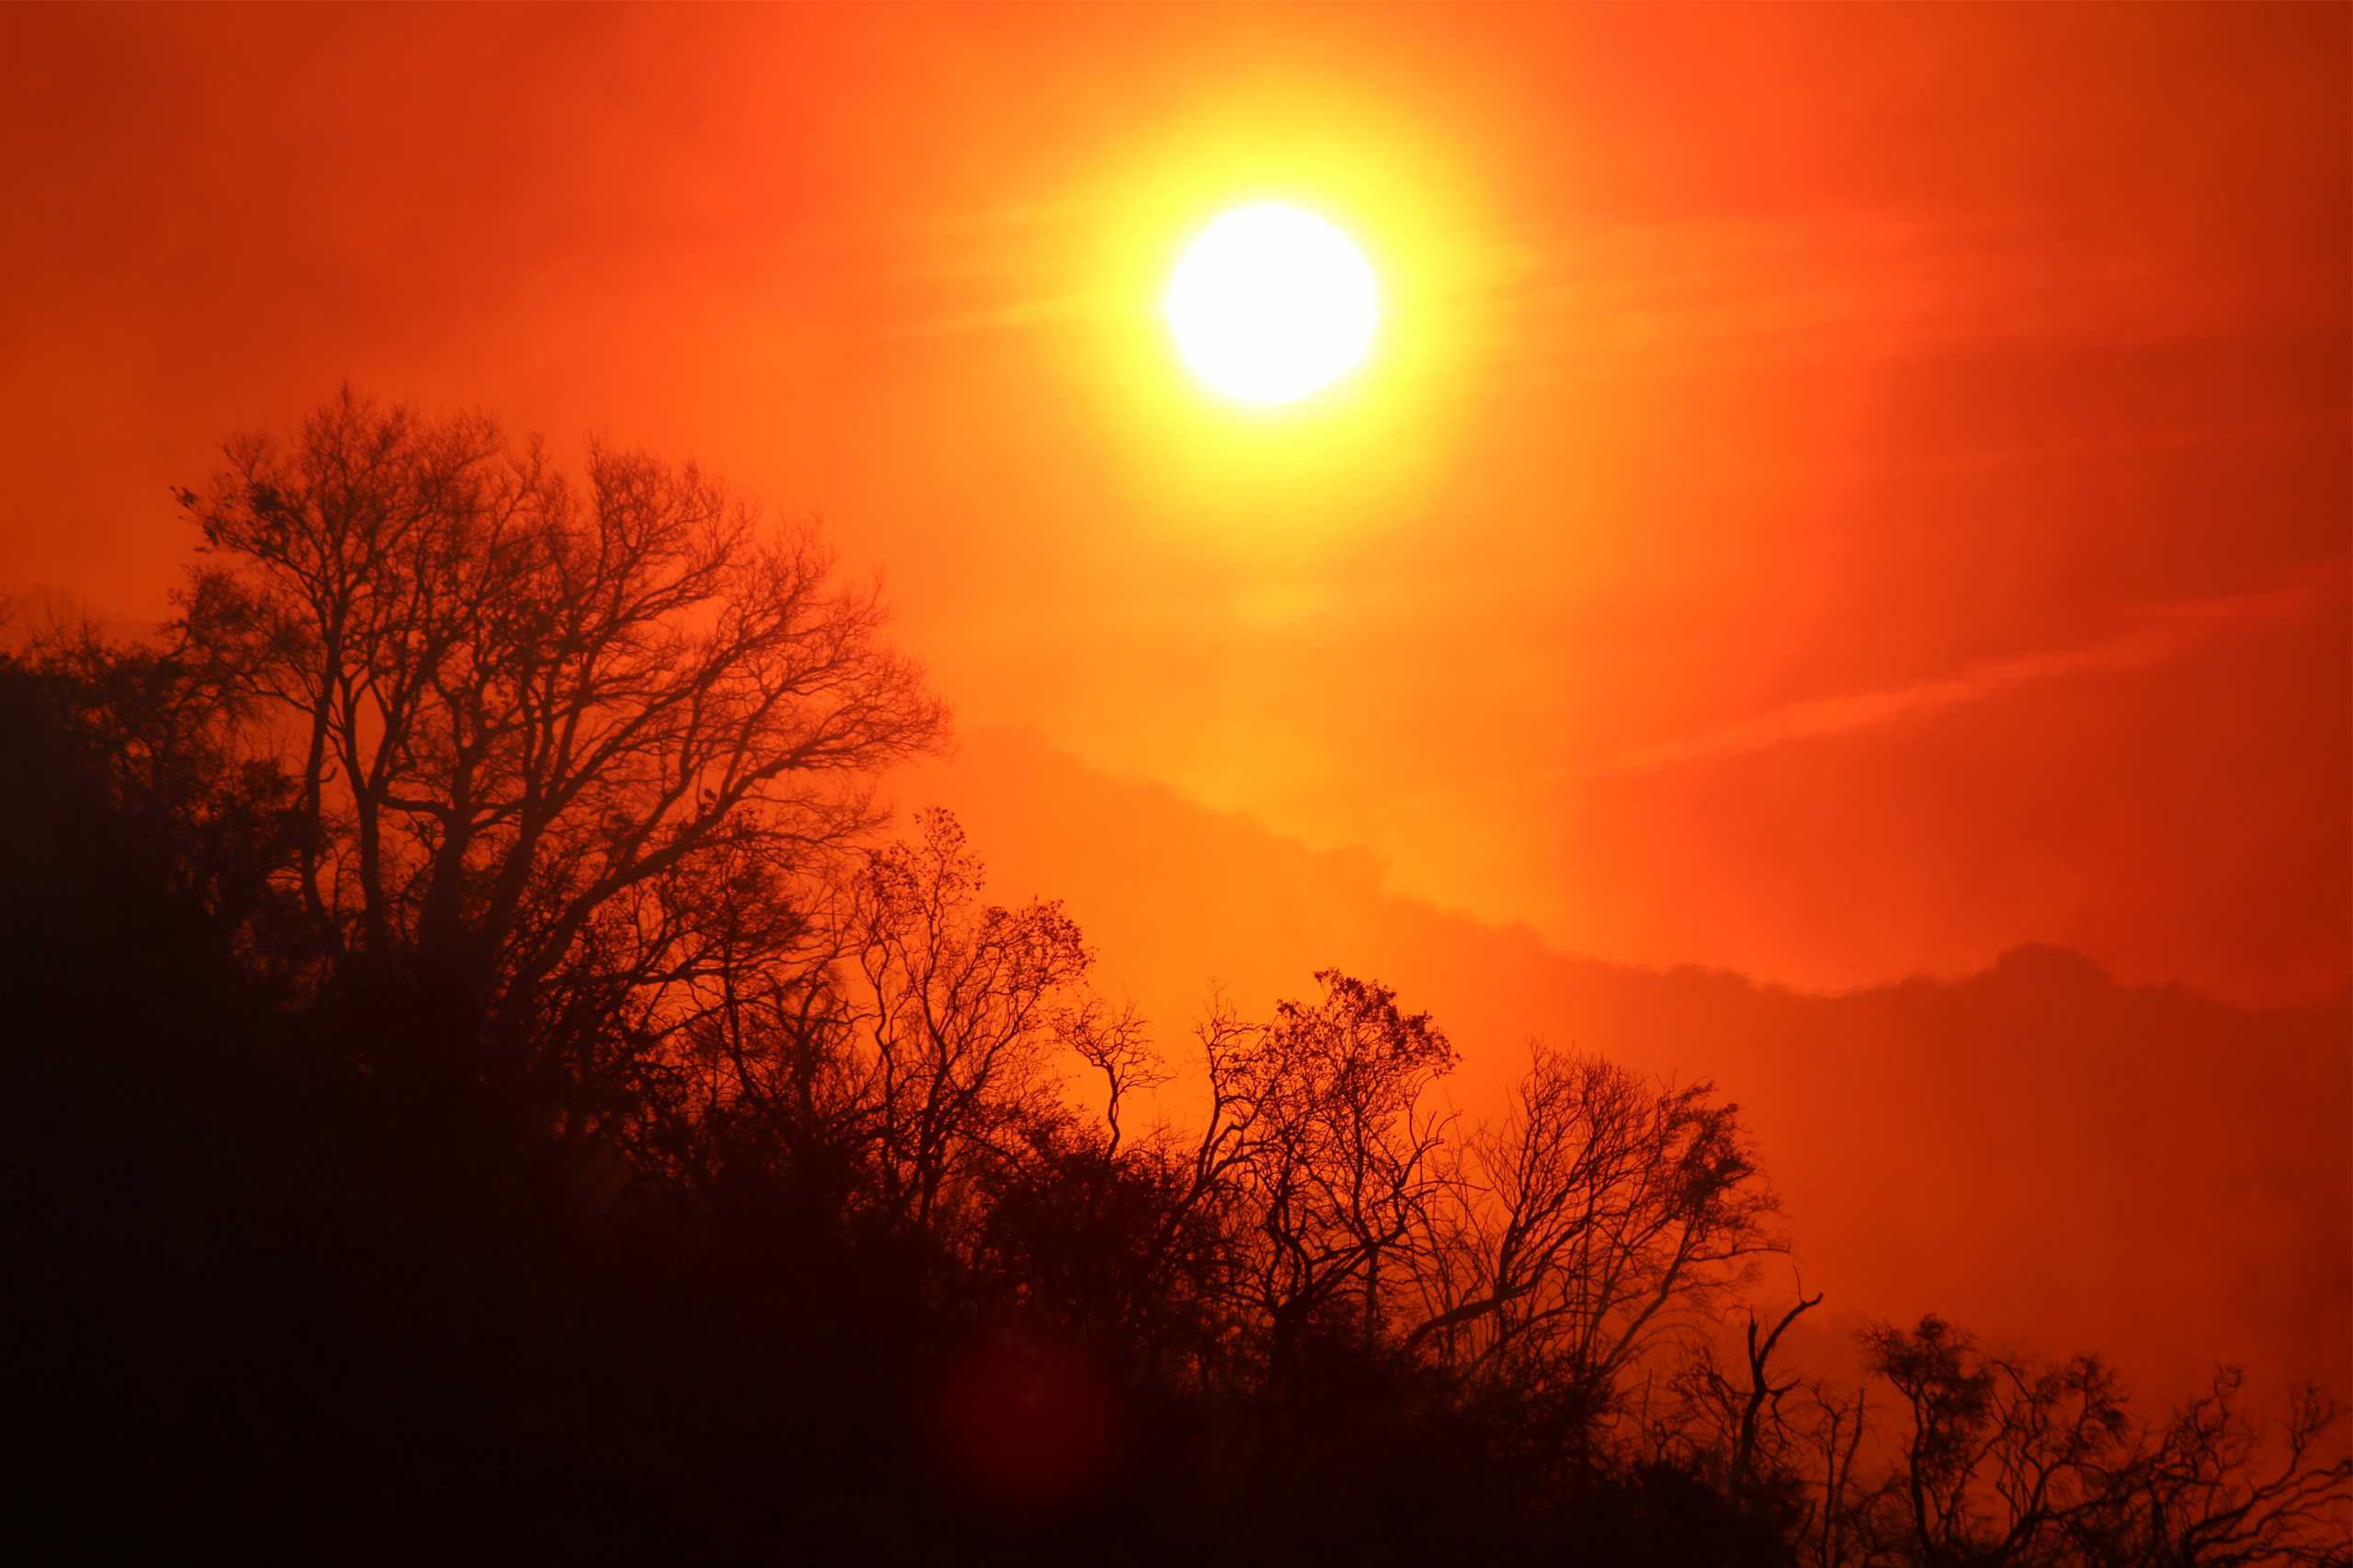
[[1164, 202, 1380, 406]]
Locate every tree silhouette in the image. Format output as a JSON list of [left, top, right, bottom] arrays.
[[1408, 1044, 1783, 1412], [1841, 1315, 2353, 1567], [4, 390, 2345, 1566], [174, 389, 946, 1122], [848, 807, 1094, 1241], [1216, 970, 1458, 1370]]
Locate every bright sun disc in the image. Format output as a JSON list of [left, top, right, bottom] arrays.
[[1165, 202, 1379, 405]]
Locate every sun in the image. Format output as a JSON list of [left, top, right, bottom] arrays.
[[1165, 202, 1380, 406]]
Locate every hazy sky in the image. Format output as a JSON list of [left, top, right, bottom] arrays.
[[4, 2, 2346, 1004]]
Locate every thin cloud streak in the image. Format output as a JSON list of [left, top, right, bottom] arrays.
[[1586, 563, 2347, 779]]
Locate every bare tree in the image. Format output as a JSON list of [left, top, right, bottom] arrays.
[[1855, 1315, 2353, 1567], [1405, 1044, 1782, 1413], [1210, 971, 1458, 1369], [1060, 994, 1160, 1164], [1795, 1380, 1878, 1568], [2112, 1371, 2353, 1567], [847, 808, 1089, 1240], [175, 389, 946, 1117], [1667, 1290, 1827, 1490]]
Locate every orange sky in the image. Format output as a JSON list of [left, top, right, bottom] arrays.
[[3, 1, 2347, 1006]]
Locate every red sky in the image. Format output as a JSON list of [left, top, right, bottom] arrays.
[[5, 0, 2349, 1425], [3, 0, 2346, 1010]]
